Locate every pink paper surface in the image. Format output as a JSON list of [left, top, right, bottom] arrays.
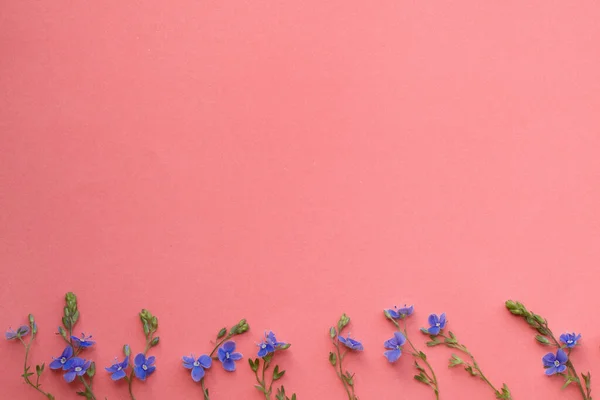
[[1, 1, 599, 399]]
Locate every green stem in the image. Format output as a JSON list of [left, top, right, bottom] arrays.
[[545, 332, 588, 400], [126, 375, 136, 400], [79, 376, 98, 400], [201, 378, 209, 400], [17, 337, 54, 399], [209, 333, 234, 357], [402, 320, 439, 400], [333, 340, 354, 400], [262, 360, 270, 400], [439, 333, 505, 398]]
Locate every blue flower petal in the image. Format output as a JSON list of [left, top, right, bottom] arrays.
[[222, 341, 236, 353], [384, 349, 401, 363], [134, 353, 146, 367], [111, 369, 127, 381], [542, 353, 556, 367], [222, 358, 236, 372], [229, 352, 243, 361], [556, 349, 568, 364], [134, 366, 147, 381], [191, 365, 205, 382], [439, 313, 447, 329], [545, 366, 558, 376], [394, 332, 406, 346], [64, 370, 77, 383], [428, 314, 438, 327], [199, 355, 212, 369], [428, 326, 441, 336]]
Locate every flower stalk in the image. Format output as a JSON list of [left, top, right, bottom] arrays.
[[505, 300, 591, 400]]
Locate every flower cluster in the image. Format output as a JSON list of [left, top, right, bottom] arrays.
[[106, 308, 160, 400], [249, 331, 295, 400], [506, 300, 592, 400], [384, 304, 440, 399], [51, 292, 99, 399], [423, 313, 512, 399], [182, 319, 249, 399], [328, 314, 363, 400]]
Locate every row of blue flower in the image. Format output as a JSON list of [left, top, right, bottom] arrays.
[[4, 295, 593, 400]]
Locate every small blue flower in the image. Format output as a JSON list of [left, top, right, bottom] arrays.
[[257, 331, 287, 357], [218, 341, 243, 372], [71, 333, 95, 348], [426, 313, 447, 336], [50, 346, 74, 370], [105, 356, 129, 380], [542, 349, 568, 375], [387, 305, 414, 319], [182, 354, 212, 382], [134, 353, 156, 381], [5, 326, 30, 340], [383, 332, 406, 362], [63, 357, 91, 383], [338, 335, 364, 351], [559, 332, 581, 348]]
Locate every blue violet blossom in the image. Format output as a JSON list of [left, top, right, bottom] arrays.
[[63, 357, 91, 383], [383, 332, 407, 362], [218, 341, 243, 372], [134, 354, 156, 381], [257, 331, 286, 357], [387, 305, 414, 319], [182, 354, 212, 382], [559, 332, 581, 349], [426, 313, 447, 336], [50, 346, 74, 370], [542, 349, 568, 375], [338, 335, 364, 351], [71, 333, 95, 348], [5, 326, 30, 340], [105, 356, 129, 381]]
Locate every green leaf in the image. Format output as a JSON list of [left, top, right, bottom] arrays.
[[273, 365, 286, 380], [449, 354, 463, 367], [414, 373, 430, 385], [87, 361, 96, 377], [36, 363, 45, 376], [329, 352, 337, 366], [249, 358, 259, 372], [254, 385, 266, 393], [279, 343, 291, 350], [535, 335, 550, 345], [329, 327, 336, 339]]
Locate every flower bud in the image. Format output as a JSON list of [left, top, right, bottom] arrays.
[[217, 327, 227, 339], [87, 361, 96, 378], [123, 344, 131, 357], [329, 327, 336, 339], [151, 337, 160, 347]]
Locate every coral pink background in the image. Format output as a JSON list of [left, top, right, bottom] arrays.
[[1, 1, 600, 399]]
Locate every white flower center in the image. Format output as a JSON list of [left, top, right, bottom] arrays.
[[61, 357, 66, 363], [226, 352, 230, 359], [193, 361, 200, 367], [436, 323, 440, 327], [75, 367, 82, 372], [117, 366, 122, 371], [567, 340, 573, 344], [554, 360, 560, 367], [142, 365, 148, 370], [261, 344, 266, 349]]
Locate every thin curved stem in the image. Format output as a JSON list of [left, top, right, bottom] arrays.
[[17, 337, 54, 399]]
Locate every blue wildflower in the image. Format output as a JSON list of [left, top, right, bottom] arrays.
[[182, 354, 212, 382], [71, 333, 95, 348], [50, 346, 74, 370], [63, 357, 91, 383], [133, 353, 156, 381], [387, 305, 414, 319], [426, 313, 447, 336], [559, 332, 581, 348], [257, 331, 286, 357], [338, 335, 364, 351], [542, 349, 568, 375], [383, 332, 406, 362], [105, 356, 129, 381], [218, 341, 243, 371], [5, 325, 30, 340]]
